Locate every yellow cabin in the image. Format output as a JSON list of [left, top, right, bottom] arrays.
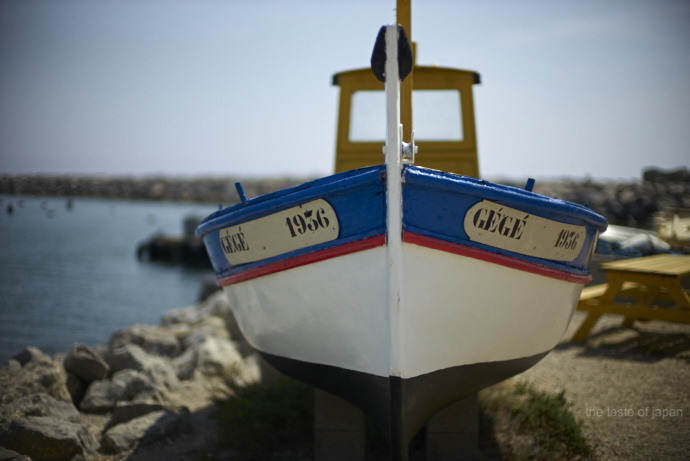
[[332, 64, 481, 177]]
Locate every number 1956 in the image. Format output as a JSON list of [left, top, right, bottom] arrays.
[[285, 208, 331, 237]]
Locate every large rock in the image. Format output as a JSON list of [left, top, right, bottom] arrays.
[[171, 347, 197, 381], [108, 324, 181, 357], [0, 395, 94, 460], [195, 336, 243, 377], [65, 371, 87, 407], [0, 359, 21, 374], [106, 401, 171, 430], [172, 335, 244, 381], [100, 408, 190, 453], [106, 343, 153, 373], [0, 446, 31, 461], [162, 290, 242, 341], [0, 348, 71, 406], [0, 415, 98, 461], [79, 376, 130, 413], [11, 346, 51, 367], [79, 369, 161, 413], [178, 316, 231, 350], [63, 344, 110, 382], [105, 344, 180, 392], [0, 393, 79, 433]]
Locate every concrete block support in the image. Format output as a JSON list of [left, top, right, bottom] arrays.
[[314, 389, 479, 460], [426, 394, 479, 461], [314, 389, 366, 461]]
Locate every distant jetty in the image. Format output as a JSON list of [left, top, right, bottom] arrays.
[[0, 174, 309, 204], [2, 168, 689, 229]]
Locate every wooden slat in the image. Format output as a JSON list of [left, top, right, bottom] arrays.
[[578, 282, 639, 302], [579, 284, 609, 300], [576, 303, 690, 324], [601, 254, 690, 277]]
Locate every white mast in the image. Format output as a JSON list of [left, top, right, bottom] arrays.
[[384, 24, 404, 379]]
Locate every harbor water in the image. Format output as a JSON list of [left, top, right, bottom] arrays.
[[0, 195, 219, 364]]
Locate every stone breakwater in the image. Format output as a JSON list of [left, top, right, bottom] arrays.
[[530, 170, 690, 229], [0, 290, 261, 461], [2, 168, 689, 229], [0, 175, 307, 204]]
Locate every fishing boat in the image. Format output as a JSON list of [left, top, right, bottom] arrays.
[[197, 17, 607, 460]]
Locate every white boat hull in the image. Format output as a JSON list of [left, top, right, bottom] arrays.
[[223, 238, 582, 381]]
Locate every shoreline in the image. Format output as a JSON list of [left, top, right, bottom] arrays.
[[0, 287, 260, 460]]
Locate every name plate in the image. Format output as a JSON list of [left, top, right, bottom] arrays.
[[220, 199, 340, 265], [463, 200, 586, 261]]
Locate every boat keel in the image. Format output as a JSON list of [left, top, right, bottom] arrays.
[[259, 349, 548, 458]]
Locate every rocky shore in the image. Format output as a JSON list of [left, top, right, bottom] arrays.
[[0, 288, 261, 461]]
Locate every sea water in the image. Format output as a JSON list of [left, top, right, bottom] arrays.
[[0, 195, 219, 364]]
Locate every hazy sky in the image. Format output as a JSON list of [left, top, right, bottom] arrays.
[[1, 0, 688, 180]]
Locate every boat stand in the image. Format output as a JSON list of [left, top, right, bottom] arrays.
[[314, 389, 479, 461], [314, 389, 366, 461], [425, 395, 479, 461]]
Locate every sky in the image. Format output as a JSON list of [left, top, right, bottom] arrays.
[[1, 0, 688, 181]]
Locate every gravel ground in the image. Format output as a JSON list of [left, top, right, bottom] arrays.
[[517, 310, 690, 460]]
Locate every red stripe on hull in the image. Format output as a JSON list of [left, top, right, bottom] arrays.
[[403, 232, 591, 284], [217, 232, 590, 286], [217, 234, 386, 286]]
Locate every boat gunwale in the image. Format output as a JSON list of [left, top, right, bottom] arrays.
[[195, 165, 385, 237], [197, 165, 607, 281], [404, 166, 608, 230], [197, 164, 607, 239]]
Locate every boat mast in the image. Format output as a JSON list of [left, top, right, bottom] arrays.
[[383, 24, 404, 387], [397, 0, 414, 144], [373, 22, 414, 460], [371, 20, 412, 380]]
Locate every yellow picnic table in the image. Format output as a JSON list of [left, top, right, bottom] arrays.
[[572, 254, 690, 342]]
